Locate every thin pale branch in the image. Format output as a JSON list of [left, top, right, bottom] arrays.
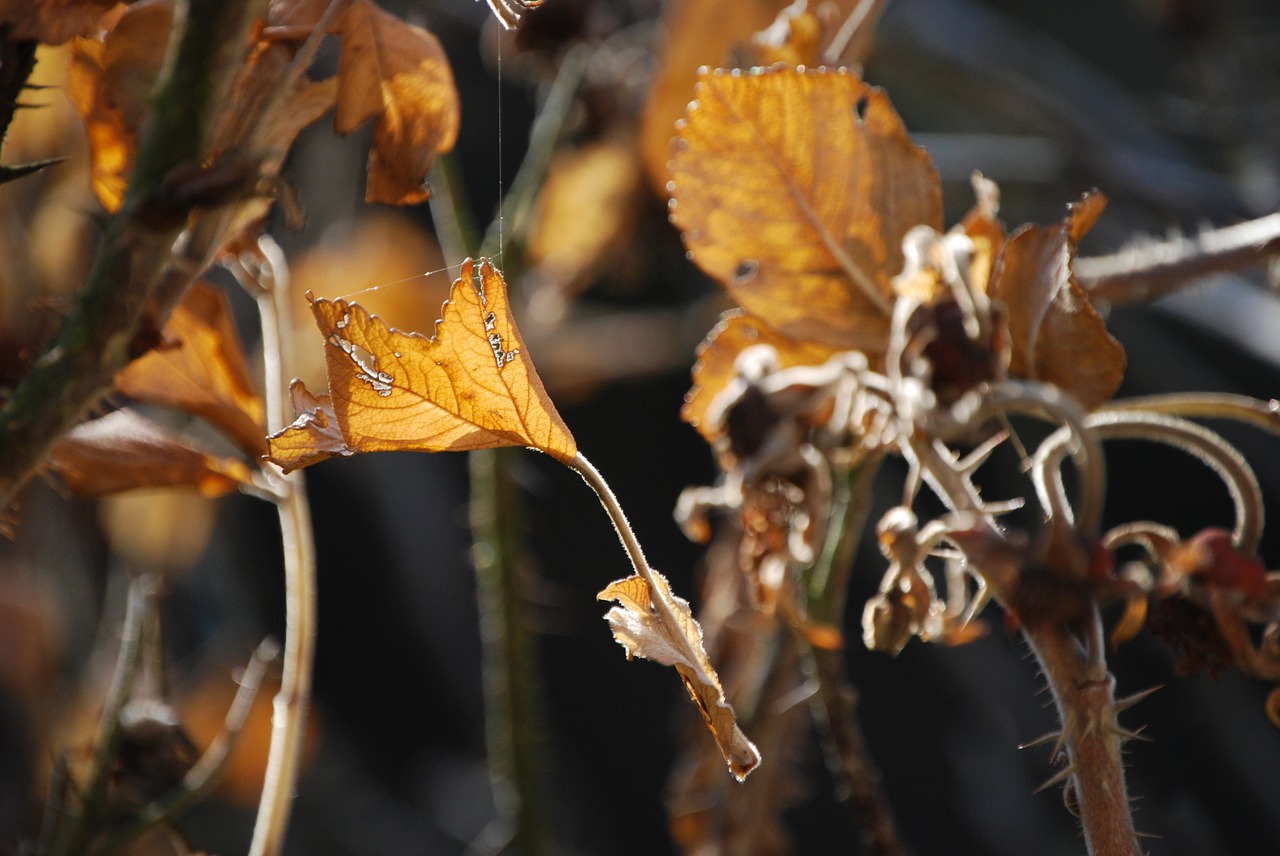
[[1077, 213, 1280, 306]]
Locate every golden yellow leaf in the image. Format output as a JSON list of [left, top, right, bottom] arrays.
[[683, 309, 838, 444], [988, 190, 1125, 410], [270, 258, 577, 468], [266, 380, 352, 474], [115, 283, 267, 459], [598, 570, 761, 781], [669, 67, 942, 352], [66, 1, 172, 212], [638, 0, 789, 192], [47, 411, 254, 497], [334, 0, 460, 205]]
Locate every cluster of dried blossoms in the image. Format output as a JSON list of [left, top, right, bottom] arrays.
[[668, 65, 1280, 851]]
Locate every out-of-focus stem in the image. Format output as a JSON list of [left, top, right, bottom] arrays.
[[247, 237, 318, 856], [800, 455, 906, 856], [431, 147, 549, 856]]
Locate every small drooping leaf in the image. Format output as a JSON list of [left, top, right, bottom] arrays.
[[987, 191, 1125, 410], [683, 310, 837, 444], [670, 67, 942, 352], [268, 258, 577, 469], [598, 570, 761, 781], [115, 283, 267, 458], [66, 1, 172, 211], [266, 380, 352, 474], [1109, 592, 1149, 649], [47, 411, 254, 497], [0, 0, 119, 44], [333, 0, 460, 205]]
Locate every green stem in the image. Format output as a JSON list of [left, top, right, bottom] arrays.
[[799, 455, 905, 856], [0, 0, 258, 510]]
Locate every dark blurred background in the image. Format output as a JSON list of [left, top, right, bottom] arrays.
[[4, 0, 1280, 854]]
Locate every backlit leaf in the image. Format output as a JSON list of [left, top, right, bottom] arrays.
[[115, 283, 267, 459], [334, 0, 460, 205], [66, 1, 172, 212], [47, 411, 254, 497], [639, 0, 790, 191], [669, 67, 942, 353], [598, 571, 761, 781], [683, 309, 838, 444], [988, 191, 1125, 410], [266, 380, 352, 474], [269, 258, 577, 468]]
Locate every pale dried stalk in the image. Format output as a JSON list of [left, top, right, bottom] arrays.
[[246, 237, 318, 856], [1077, 212, 1280, 306]]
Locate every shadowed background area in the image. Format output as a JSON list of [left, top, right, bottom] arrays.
[[1, 0, 1279, 854]]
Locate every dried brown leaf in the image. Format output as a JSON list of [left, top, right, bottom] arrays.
[[988, 191, 1125, 410], [683, 309, 838, 443], [47, 410, 254, 497], [0, 0, 118, 44], [65, 1, 171, 212], [334, 0, 460, 205], [268, 258, 577, 468], [670, 67, 942, 352], [115, 283, 267, 458], [266, 380, 352, 473], [598, 570, 761, 780]]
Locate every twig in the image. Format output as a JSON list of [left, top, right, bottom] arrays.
[[91, 639, 279, 856], [1077, 213, 1280, 306], [52, 575, 158, 856], [244, 236, 319, 856]]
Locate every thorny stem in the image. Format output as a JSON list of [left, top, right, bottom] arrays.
[[0, 0, 258, 510], [1022, 616, 1141, 856], [800, 452, 906, 856], [1077, 212, 1280, 306], [907, 413, 1140, 854], [246, 238, 318, 856]]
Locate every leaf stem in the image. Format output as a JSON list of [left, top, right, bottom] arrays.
[[568, 452, 684, 631]]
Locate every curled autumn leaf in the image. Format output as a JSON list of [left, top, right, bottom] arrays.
[[47, 410, 254, 497], [598, 570, 761, 781], [987, 191, 1125, 410], [266, 380, 351, 474], [115, 283, 267, 458], [669, 67, 942, 353], [333, 0, 460, 205], [66, 1, 171, 212], [267, 258, 577, 468], [683, 309, 838, 444]]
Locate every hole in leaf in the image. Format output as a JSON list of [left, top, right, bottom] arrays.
[[732, 259, 759, 284], [854, 95, 869, 124]]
